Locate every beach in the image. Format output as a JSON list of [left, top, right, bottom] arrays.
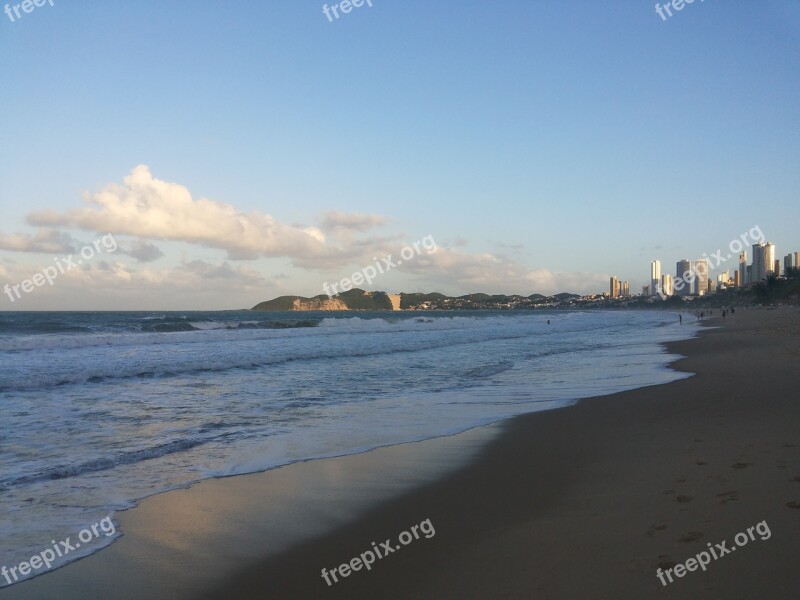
[[3, 308, 799, 599], [3, 3, 798, 598]]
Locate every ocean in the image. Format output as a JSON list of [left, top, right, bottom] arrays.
[[0, 309, 695, 581]]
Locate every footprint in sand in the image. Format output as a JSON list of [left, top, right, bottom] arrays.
[[787, 501, 800, 510], [645, 523, 668, 537], [717, 490, 739, 504], [678, 531, 704, 543], [732, 462, 752, 469], [696, 460, 708, 466], [674, 495, 693, 503], [790, 476, 800, 483]]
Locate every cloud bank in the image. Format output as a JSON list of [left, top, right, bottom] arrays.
[[0, 166, 611, 307]]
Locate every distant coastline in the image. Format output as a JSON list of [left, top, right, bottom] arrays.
[[251, 288, 580, 311], [251, 280, 800, 311]]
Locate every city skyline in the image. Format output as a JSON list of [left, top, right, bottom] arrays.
[[637, 240, 799, 300]]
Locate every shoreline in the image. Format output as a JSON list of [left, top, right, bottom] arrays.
[[0, 310, 690, 592], [203, 308, 800, 598], [3, 308, 798, 598]]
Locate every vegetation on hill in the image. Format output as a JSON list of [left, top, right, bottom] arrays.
[[252, 289, 393, 311], [752, 269, 800, 305]]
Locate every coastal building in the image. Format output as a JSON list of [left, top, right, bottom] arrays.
[[734, 270, 741, 287], [676, 260, 692, 296], [786, 254, 794, 275], [739, 252, 747, 286], [693, 258, 709, 296], [609, 276, 619, 298], [775, 260, 782, 277], [751, 242, 776, 283], [795, 252, 800, 271], [660, 274, 672, 297], [768, 243, 776, 275], [650, 260, 661, 297], [622, 281, 630, 297]]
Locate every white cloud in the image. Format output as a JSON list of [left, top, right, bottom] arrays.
[[0, 229, 75, 254], [126, 240, 164, 263], [320, 211, 387, 232], [24, 165, 399, 268], [0, 258, 275, 310], [26, 165, 334, 261], [400, 247, 607, 295]]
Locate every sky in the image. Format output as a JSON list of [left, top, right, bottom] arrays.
[[1, 0, 799, 310]]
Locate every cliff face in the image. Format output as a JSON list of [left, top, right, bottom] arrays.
[[290, 297, 349, 311]]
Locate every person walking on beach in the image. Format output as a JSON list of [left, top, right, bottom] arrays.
[[679, 314, 682, 324]]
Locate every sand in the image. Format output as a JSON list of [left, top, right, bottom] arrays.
[[4, 308, 799, 599]]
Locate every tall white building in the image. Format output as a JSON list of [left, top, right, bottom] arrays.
[[650, 260, 661, 297], [752, 242, 776, 282], [768, 243, 776, 275], [609, 276, 619, 298], [660, 274, 673, 297]]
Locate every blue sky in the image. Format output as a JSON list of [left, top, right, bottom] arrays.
[[1, 0, 799, 309]]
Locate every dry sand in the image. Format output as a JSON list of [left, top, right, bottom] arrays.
[[4, 308, 799, 599]]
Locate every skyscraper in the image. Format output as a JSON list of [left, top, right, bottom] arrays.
[[650, 260, 661, 297], [609, 276, 619, 298], [739, 251, 747, 286], [768, 243, 777, 274], [676, 260, 692, 296], [694, 258, 709, 296], [751, 242, 776, 282], [660, 274, 672, 297]]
